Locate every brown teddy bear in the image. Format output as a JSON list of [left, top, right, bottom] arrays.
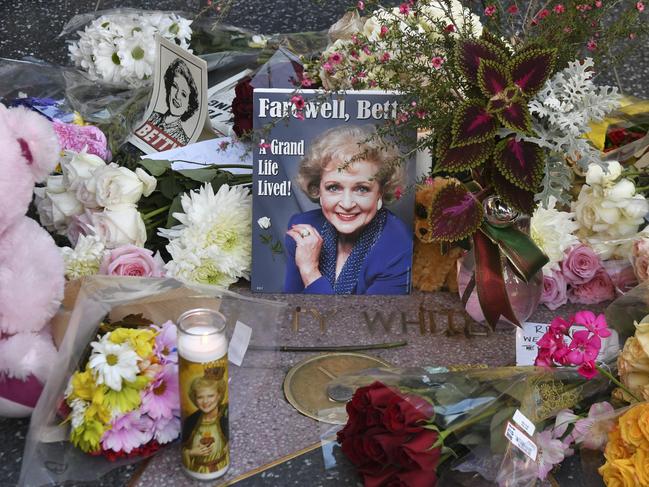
[[412, 178, 465, 292]]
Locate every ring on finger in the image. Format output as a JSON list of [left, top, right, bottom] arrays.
[[299, 229, 311, 238]]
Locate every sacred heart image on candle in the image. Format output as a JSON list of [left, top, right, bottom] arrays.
[[177, 309, 230, 481]]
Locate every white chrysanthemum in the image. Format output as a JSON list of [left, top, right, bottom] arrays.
[[69, 398, 89, 429], [61, 234, 107, 279], [159, 184, 252, 286], [531, 197, 580, 269], [88, 338, 139, 391]]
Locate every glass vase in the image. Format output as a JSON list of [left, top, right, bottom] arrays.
[[457, 248, 543, 326]]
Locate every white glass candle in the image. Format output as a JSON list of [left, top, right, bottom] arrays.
[[177, 309, 230, 481]]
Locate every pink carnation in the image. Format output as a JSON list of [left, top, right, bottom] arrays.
[[568, 268, 615, 304], [540, 269, 568, 310], [99, 245, 164, 277], [53, 121, 111, 161], [562, 244, 601, 285]]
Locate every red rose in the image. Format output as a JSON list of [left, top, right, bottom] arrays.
[[383, 393, 434, 434], [396, 430, 441, 471], [231, 76, 254, 137]]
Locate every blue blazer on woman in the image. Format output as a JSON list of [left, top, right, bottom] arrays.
[[283, 209, 412, 294]]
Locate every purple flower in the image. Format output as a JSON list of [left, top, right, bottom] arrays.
[[152, 321, 178, 364], [562, 244, 601, 285], [572, 402, 615, 450], [150, 415, 181, 444], [536, 430, 567, 479], [141, 363, 179, 420], [101, 411, 153, 453], [540, 269, 568, 310], [553, 409, 578, 438]]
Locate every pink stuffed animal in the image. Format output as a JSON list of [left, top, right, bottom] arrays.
[[0, 104, 65, 417]]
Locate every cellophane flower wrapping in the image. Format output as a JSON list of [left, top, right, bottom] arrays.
[[321, 364, 619, 486], [19, 276, 285, 486]]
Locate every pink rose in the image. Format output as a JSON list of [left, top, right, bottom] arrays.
[[602, 260, 638, 295], [561, 244, 602, 285], [540, 269, 568, 310], [99, 245, 164, 277], [568, 268, 615, 304], [633, 238, 649, 282]]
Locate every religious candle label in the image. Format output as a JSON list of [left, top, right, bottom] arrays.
[[179, 355, 230, 478]]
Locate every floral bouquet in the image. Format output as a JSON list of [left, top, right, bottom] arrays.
[[300, 0, 648, 327], [331, 364, 615, 486], [63, 320, 180, 459], [65, 10, 193, 88], [330, 311, 649, 486]]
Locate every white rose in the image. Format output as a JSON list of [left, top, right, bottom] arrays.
[[61, 150, 106, 189], [257, 217, 271, 229], [94, 163, 149, 208], [329, 10, 364, 42], [606, 179, 636, 201], [75, 177, 100, 209], [91, 204, 147, 248], [622, 196, 649, 220], [34, 175, 84, 233], [135, 168, 157, 197], [572, 187, 599, 232], [586, 160, 622, 186]]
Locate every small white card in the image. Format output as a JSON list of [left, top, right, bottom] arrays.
[[141, 136, 252, 172], [516, 322, 621, 366], [228, 320, 252, 366], [512, 409, 536, 437], [505, 422, 538, 461], [515, 322, 549, 366]]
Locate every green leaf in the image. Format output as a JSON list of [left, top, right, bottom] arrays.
[[271, 241, 283, 254], [177, 167, 220, 183], [160, 177, 183, 199], [165, 195, 183, 228], [260, 234, 272, 244], [139, 159, 171, 177]]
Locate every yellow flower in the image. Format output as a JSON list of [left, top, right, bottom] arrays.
[[103, 375, 150, 413], [639, 405, 649, 446], [69, 371, 97, 402], [109, 328, 156, 358], [599, 459, 639, 487], [633, 448, 649, 485], [620, 405, 647, 450], [84, 385, 111, 425], [635, 316, 649, 357], [606, 426, 633, 462], [70, 418, 106, 453]]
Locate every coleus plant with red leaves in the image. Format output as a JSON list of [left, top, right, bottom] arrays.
[[430, 33, 557, 243]]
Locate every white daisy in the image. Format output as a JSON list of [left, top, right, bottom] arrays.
[[88, 338, 139, 391], [117, 32, 154, 82]]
